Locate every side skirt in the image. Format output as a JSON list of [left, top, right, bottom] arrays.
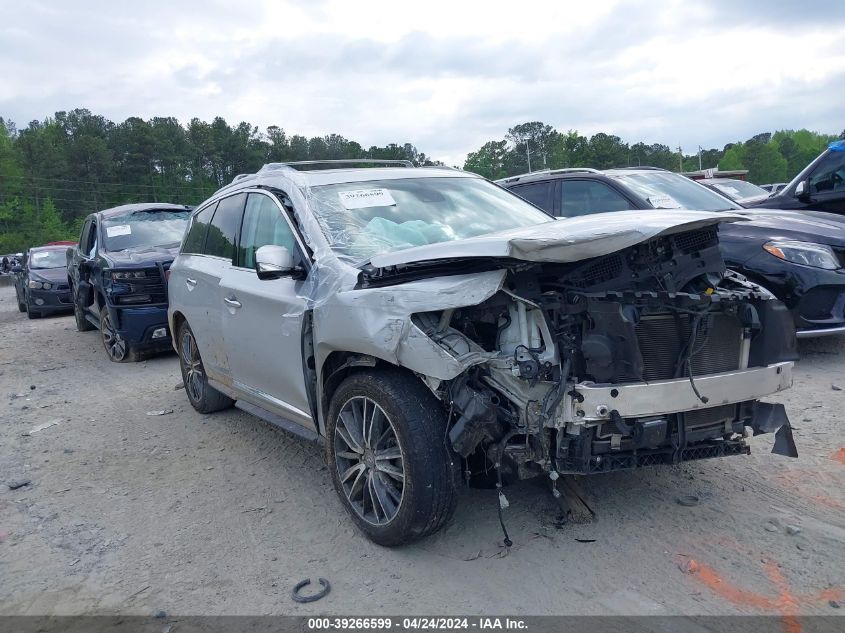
[[235, 400, 324, 445]]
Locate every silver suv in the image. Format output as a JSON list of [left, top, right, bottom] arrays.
[[168, 160, 798, 545]]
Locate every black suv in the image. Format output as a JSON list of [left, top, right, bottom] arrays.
[[498, 167, 845, 337], [67, 203, 191, 361], [746, 140, 845, 215]]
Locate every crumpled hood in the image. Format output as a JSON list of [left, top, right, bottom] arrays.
[[28, 267, 67, 282], [368, 209, 746, 268], [105, 244, 180, 266], [726, 208, 845, 247]]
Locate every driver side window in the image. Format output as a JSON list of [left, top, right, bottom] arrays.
[[237, 193, 297, 270], [83, 220, 98, 258], [810, 151, 845, 194]]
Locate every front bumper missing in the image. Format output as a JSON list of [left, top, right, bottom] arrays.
[[571, 361, 793, 422]]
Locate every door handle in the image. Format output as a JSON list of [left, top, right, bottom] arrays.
[[224, 297, 242, 309], [186, 277, 197, 287]]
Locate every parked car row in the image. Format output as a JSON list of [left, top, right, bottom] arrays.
[[16, 144, 843, 546]]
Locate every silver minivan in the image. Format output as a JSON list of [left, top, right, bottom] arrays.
[[168, 161, 797, 545]]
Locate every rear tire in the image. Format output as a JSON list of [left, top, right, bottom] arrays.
[[326, 369, 458, 546], [177, 321, 234, 414], [100, 306, 138, 362]]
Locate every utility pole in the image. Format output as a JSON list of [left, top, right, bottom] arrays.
[[698, 145, 703, 171], [526, 141, 532, 173], [677, 145, 683, 172]]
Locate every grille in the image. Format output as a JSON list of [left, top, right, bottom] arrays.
[[635, 312, 743, 381], [685, 403, 737, 429], [113, 266, 168, 305], [673, 228, 719, 254], [570, 253, 624, 288]]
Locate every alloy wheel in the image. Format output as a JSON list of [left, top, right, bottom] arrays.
[[180, 329, 204, 403], [101, 311, 127, 361], [334, 396, 405, 526]]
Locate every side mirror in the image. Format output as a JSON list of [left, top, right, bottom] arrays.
[[795, 180, 810, 199], [255, 244, 295, 280]]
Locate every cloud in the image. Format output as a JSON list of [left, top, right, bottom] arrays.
[[1, 0, 844, 166]]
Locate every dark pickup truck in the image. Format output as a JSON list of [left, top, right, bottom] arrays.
[[67, 203, 191, 362]]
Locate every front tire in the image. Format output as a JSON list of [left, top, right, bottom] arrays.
[[326, 369, 458, 546], [100, 306, 138, 362], [177, 321, 234, 413], [73, 292, 95, 332], [18, 300, 26, 313], [26, 304, 41, 319]]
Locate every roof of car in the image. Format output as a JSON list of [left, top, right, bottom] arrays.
[[211, 161, 473, 199], [496, 166, 669, 186], [30, 244, 70, 252], [698, 178, 745, 185], [95, 203, 192, 219]]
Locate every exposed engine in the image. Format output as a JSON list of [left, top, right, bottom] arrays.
[[413, 227, 798, 481]]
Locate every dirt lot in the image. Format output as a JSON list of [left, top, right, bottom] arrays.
[[1, 284, 843, 617]]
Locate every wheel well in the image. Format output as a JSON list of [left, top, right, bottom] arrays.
[[320, 352, 412, 431], [171, 310, 185, 338]]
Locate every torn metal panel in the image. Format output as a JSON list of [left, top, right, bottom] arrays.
[[312, 269, 506, 380]]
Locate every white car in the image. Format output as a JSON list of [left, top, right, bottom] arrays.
[[168, 160, 797, 545]]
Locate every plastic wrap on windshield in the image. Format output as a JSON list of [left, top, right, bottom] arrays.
[[283, 179, 468, 316]]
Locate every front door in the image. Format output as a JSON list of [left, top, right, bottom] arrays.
[[219, 191, 313, 428], [807, 149, 845, 214]]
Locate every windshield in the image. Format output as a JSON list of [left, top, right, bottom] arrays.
[[610, 172, 741, 211], [102, 210, 190, 252], [308, 176, 553, 261], [29, 249, 66, 269], [707, 179, 769, 201]]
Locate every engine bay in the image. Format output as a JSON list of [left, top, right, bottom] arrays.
[[412, 227, 798, 481]]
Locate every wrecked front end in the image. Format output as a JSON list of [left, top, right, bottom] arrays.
[[352, 222, 798, 482]]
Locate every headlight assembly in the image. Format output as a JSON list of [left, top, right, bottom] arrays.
[[112, 270, 147, 280], [28, 279, 43, 289], [763, 241, 840, 270]]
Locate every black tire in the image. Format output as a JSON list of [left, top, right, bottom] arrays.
[[73, 291, 95, 332], [18, 301, 26, 313], [176, 320, 234, 414], [99, 306, 138, 362], [326, 369, 458, 546]]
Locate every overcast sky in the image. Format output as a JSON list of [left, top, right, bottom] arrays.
[[1, 0, 844, 165]]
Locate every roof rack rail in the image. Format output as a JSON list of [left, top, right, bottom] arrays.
[[495, 167, 599, 184], [259, 159, 414, 173], [611, 166, 667, 171], [550, 167, 600, 175]]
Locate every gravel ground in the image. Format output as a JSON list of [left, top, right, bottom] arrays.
[[1, 284, 843, 617]]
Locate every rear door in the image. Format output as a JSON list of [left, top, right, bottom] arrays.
[[174, 194, 246, 382], [171, 202, 219, 372], [509, 181, 554, 213], [559, 179, 635, 217], [219, 191, 313, 428]]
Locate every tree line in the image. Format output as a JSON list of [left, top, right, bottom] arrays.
[[463, 122, 843, 184], [1, 108, 842, 254], [0, 109, 437, 253]]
